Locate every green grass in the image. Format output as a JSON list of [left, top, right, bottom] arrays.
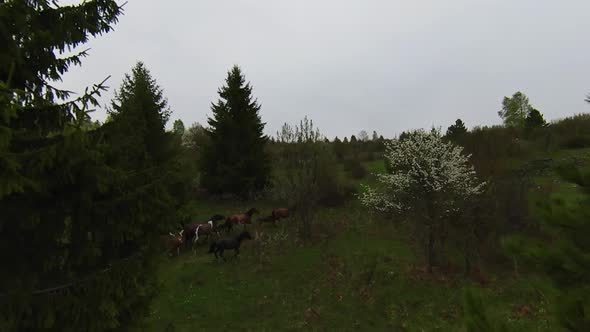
[[141, 146, 590, 331], [143, 198, 559, 331]]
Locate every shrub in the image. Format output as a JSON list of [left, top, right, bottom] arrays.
[[343, 158, 367, 179]]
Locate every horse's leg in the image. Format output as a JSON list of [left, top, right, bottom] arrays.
[[220, 249, 226, 261], [234, 247, 240, 257]]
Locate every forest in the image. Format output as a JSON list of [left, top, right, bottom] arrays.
[[1, 1, 589, 331]]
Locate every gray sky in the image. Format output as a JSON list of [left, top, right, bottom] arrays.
[[59, 0, 590, 138]]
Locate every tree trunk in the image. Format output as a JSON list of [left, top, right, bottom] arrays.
[[464, 238, 471, 277], [427, 224, 434, 273]]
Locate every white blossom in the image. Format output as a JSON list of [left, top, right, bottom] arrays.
[[359, 129, 485, 214]]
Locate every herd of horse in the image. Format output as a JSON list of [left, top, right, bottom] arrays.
[[164, 207, 290, 260]]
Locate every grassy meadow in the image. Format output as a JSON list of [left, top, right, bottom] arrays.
[[143, 147, 590, 331]]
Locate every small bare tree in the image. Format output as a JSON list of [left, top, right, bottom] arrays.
[[272, 117, 328, 240]]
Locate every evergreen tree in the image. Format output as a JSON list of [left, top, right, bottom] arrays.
[[0, 3, 185, 330], [524, 108, 547, 130], [200, 66, 270, 195], [446, 119, 468, 143], [108, 62, 172, 166], [372, 130, 379, 141], [350, 135, 357, 143]]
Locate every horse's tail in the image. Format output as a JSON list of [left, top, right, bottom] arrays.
[[208, 242, 216, 253]]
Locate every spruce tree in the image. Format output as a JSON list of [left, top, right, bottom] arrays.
[[0, 2, 185, 330], [445, 119, 468, 143], [524, 108, 547, 130], [107, 62, 172, 167], [201, 66, 270, 195]]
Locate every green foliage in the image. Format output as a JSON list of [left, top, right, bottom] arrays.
[[525, 108, 547, 130], [200, 66, 270, 196], [172, 119, 185, 137], [499, 91, 533, 128], [271, 117, 350, 239], [445, 119, 468, 143], [108, 62, 172, 167], [462, 288, 509, 332], [0, 3, 189, 330], [343, 158, 367, 179], [504, 165, 590, 331], [549, 114, 590, 150]]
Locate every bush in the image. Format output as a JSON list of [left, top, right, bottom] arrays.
[[271, 118, 353, 239], [558, 135, 590, 149], [549, 113, 590, 149], [343, 158, 367, 179]]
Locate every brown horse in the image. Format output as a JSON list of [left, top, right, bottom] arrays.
[[162, 230, 184, 256], [259, 208, 290, 226], [272, 208, 290, 222], [221, 208, 258, 233]]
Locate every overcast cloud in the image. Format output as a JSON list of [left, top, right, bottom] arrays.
[[58, 0, 590, 138]]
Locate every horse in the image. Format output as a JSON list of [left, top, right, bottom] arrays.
[[163, 230, 184, 256], [181, 214, 225, 245], [222, 208, 258, 233], [208, 231, 252, 260], [272, 208, 289, 220], [259, 208, 289, 226]]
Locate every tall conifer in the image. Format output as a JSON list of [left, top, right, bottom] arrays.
[[201, 66, 269, 195]]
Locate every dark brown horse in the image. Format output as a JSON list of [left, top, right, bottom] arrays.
[[259, 208, 290, 226], [221, 208, 258, 233]]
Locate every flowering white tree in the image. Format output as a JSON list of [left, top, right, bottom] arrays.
[[359, 129, 485, 272]]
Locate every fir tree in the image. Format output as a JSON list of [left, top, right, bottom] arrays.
[[108, 62, 172, 166], [0, 2, 185, 330], [524, 108, 547, 130], [200, 66, 270, 195], [445, 119, 468, 143]]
